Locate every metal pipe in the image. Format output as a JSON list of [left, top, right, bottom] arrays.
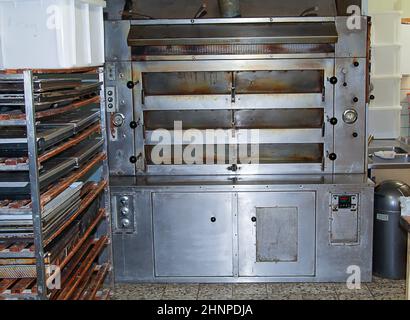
[[218, 0, 241, 18]]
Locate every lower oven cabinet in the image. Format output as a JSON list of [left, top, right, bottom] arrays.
[[152, 192, 234, 277], [238, 192, 316, 277]]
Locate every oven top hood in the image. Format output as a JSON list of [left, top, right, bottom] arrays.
[[121, 0, 361, 19], [128, 18, 339, 47]]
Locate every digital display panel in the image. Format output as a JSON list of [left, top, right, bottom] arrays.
[[338, 196, 352, 209]]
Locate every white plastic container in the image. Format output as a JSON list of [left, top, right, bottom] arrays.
[[371, 44, 401, 76], [401, 24, 410, 75], [371, 75, 402, 107], [372, 11, 402, 45], [369, 106, 402, 139], [0, 0, 106, 69]]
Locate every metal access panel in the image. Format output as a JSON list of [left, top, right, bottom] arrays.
[[238, 192, 315, 277], [152, 193, 234, 277]]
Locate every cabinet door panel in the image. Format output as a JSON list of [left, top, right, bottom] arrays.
[[238, 192, 316, 277], [153, 193, 233, 277]]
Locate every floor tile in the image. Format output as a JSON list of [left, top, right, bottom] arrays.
[[334, 283, 372, 295], [267, 294, 303, 301], [199, 284, 233, 296], [373, 294, 406, 301], [337, 293, 375, 301], [114, 284, 166, 297], [233, 284, 267, 295], [232, 294, 269, 300], [164, 284, 199, 299], [198, 293, 233, 300], [162, 293, 199, 300], [268, 283, 337, 295], [112, 278, 407, 301], [302, 294, 338, 301]]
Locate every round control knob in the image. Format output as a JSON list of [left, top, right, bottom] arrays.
[[120, 196, 129, 206], [370, 95, 375, 101], [251, 217, 257, 222], [121, 218, 131, 228], [329, 77, 338, 85], [130, 121, 139, 129], [121, 207, 130, 216], [130, 156, 137, 164], [329, 153, 337, 161], [127, 81, 135, 89], [353, 61, 360, 67], [211, 217, 216, 223], [352, 132, 358, 138], [343, 109, 358, 124], [113, 113, 125, 127], [329, 117, 338, 126], [353, 97, 359, 103]]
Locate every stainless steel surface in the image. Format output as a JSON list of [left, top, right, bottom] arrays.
[[238, 192, 315, 277], [110, 175, 374, 283], [128, 22, 338, 46], [24, 70, 47, 299], [153, 193, 233, 277], [369, 140, 410, 169], [119, 0, 338, 19], [105, 3, 373, 283], [218, 0, 241, 18]]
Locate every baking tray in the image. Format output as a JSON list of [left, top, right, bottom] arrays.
[[54, 137, 103, 168], [40, 105, 101, 134], [0, 137, 102, 200], [0, 82, 102, 111], [0, 158, 77, 199], [0, 183, 83, 238], [0, 125, 74, 158], [0, 78, 82, 93], [0, 107, 100, 158]]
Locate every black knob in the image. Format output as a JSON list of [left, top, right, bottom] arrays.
[[228, 164, 238, 172], [127, 81, 134, 89], [353, 61, 360, 67], [211, 217, 216, 223], [352, 132, 358, 138], [130, 121, 138, 129], [353, 97, 359, 103], [343, 82, 348, 87], [370, 95, 375, 100], [329, 153, 337, 161], [251, 217, 257, 222], [330, 117, 338, 126], [329, 77, 338, 85], [127, 81, 139, 89], [130, 156, 137, 164]]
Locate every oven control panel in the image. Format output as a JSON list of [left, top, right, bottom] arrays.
[[331, 194, 358, 212], [115, 195, 135, 232]]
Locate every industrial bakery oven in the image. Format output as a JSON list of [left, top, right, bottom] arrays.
[[105, 0, 374, 282]]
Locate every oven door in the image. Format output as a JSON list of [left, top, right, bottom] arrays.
[[238, 192, 316, 277], [131, 58, 335, 176]]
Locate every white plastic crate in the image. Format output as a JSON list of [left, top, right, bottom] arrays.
[[371, 11, 402, 45], [369, 106, 402, 139], [371, 44, 401, 76], [0, 0, 106, 69], [402, 24, 410, 75], [370, 75, 402, 107]]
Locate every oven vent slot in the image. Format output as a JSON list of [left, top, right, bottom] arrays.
[[132, 43, 335, 58], [128, 22, 338, 47]]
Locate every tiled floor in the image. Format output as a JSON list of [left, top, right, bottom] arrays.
[[113, 277, 407, 300]]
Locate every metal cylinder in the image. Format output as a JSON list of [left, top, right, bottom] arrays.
[[218, 0, 241, 18], [373, 180, 410, 280]]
